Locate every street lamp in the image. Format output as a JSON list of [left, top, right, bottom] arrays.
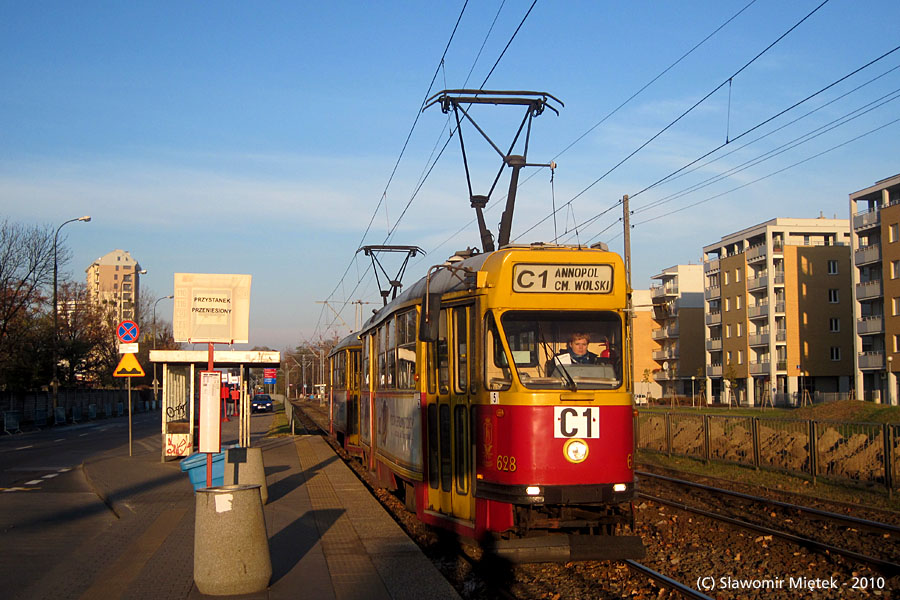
[[152, 295, 174, 406], [52, 215, 91, 409], [691, 375, 696, 408]]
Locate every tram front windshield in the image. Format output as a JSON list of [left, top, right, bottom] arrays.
[[497, 310, 623, 390]]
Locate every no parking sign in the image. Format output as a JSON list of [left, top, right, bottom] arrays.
[[117, 320, 140, 343]]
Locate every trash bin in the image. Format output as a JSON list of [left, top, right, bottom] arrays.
[[194, 484, 271, 595], [181, 450, 227, 491]]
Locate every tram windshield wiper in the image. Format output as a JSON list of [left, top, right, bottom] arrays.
[[540, 332, 577, 391]]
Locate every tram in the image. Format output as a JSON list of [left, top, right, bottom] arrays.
[[329, 243, 644, 562]]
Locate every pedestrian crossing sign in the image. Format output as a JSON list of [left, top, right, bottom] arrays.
[[114, 353, 145, 377]]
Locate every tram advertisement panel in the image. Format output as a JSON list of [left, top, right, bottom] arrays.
[[374, 393, 423, 476]]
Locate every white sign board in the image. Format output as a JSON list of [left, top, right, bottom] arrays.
[[199, 371, 222, 454], [173, 273, 251, 344], [512, 264, 613, 293]]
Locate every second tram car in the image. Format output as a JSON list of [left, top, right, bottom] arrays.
[[329, 244, 644, 562]]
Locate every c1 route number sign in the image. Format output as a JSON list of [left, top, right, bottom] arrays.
[[117, 320, 140, 344]]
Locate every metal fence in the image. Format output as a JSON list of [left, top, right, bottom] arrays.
[[636, 410, 898, 492], [1, 388, 158, 432]]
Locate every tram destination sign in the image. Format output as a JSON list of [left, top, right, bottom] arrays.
[[512, 263, 613, 293]]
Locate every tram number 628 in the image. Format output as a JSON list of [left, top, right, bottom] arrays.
[[553, 407, 600, 439]]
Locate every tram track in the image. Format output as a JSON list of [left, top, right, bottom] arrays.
[[637, 470, 900, 576]]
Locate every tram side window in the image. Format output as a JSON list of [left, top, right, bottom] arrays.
[[439, 404, 452, 492], [454, 306, 468, 392], [427, 404, 439, 489], [484, 313, 511, 391], [454, 404, 468, 494], [437, 309, 450, 394], [349, 350, 360, 391], [362, 336, 370, 391], [397, 310, 417, 390]]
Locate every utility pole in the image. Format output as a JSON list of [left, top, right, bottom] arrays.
[[623, 194, 634, 392]]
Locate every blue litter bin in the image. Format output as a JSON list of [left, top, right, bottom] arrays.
[[181, 449, 231, 492]]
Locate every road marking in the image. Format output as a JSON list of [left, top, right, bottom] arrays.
[[1, 487, 39, 492], [24, 480, 43, 486], [79, 433, 89, 437], [42, 473, 58, 479], [58, 467, 71, 473], [54, 438, 66, 442], [78, 507, 188, 600], [15, 445, 33, 450]]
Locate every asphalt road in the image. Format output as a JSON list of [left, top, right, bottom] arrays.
[[0, 411, 165, 600]]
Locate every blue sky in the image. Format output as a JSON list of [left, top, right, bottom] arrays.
[[2, 0, 899, 350]]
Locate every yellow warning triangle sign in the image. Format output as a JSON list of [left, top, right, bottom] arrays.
[[114, 353, 145, 377]]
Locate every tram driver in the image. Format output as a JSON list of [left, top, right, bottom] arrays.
[[547, 332, 598, 375]]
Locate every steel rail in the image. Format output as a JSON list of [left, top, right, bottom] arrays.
[[638, 492, 900, 576], [624, 560, 714, 600], [637, 470, 900, 535]]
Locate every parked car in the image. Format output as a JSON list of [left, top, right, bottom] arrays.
[[251, 394, 273, 413]]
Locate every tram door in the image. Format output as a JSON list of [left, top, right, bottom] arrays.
[[427, 304, 474, 522]]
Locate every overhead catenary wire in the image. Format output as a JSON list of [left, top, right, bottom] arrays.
[[318, 1, 540, 338], [518, 0, 832, 241], [565, 44, 900, 246]]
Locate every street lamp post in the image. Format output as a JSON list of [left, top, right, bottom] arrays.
[[52, 215, 91, 411], [152, 295, 174, 408], [691, 375, 696, 408]]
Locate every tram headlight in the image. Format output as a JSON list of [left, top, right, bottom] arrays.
[[613, 483, 627, 493], [563, 438, 589, 463], [525, 486, 541, 496]]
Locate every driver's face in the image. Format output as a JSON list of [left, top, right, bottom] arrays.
[[570, 338, 589, 356]]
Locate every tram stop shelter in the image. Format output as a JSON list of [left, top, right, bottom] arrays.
[[149, 350, 281, 462]]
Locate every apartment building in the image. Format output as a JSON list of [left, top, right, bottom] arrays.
[[849, 173, 900, 405], [631, 289, 661, 400], [648, 265, 705, 399], [85, 249, 144, 323], [703, 218, 853, 406]]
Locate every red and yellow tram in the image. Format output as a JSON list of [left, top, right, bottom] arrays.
[[329, 244, 644, 562]]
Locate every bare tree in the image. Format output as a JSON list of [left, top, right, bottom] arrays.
[[0, 219, 67, 390]]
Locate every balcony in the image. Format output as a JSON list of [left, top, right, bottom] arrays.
[[705, 285, 720, 300], [706, 311, 722, 326], [748, 303, 769, 319], [746, 275, 768, 291], [858, 351, 884, 370], [749, 333, 770, 347], [857, 315, 884, 335], [749, 361, 770, 375], [856, 280, 883, 301], [705, 258, 720, 273], [854, 244, 882, 266], [773, 271, 785, 285], [853, 208, 880, 231], [651, 284, 678, 299], [776, 329, 787, 342], [707, 364, 723, 377], [706, 338, 722, 351], [746, 244, 767, 263]]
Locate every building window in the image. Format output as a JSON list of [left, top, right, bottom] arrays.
[[827, 260, 838, 275], [737, 350, 743, 365], [736, 295, 742, 310], [725, 297, 731, 311], [830, 347, 841, 361], [735, 268, 741, 283], [725, 324, 732, 338], [828, 289, 839, 303], [891, 223, 899, 243], [894, 335, 900, 353], [736, 322, 743, 337], [895, 297, 900, 316], [829, 318, 840, 332], [723, 271, 729, 285]]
